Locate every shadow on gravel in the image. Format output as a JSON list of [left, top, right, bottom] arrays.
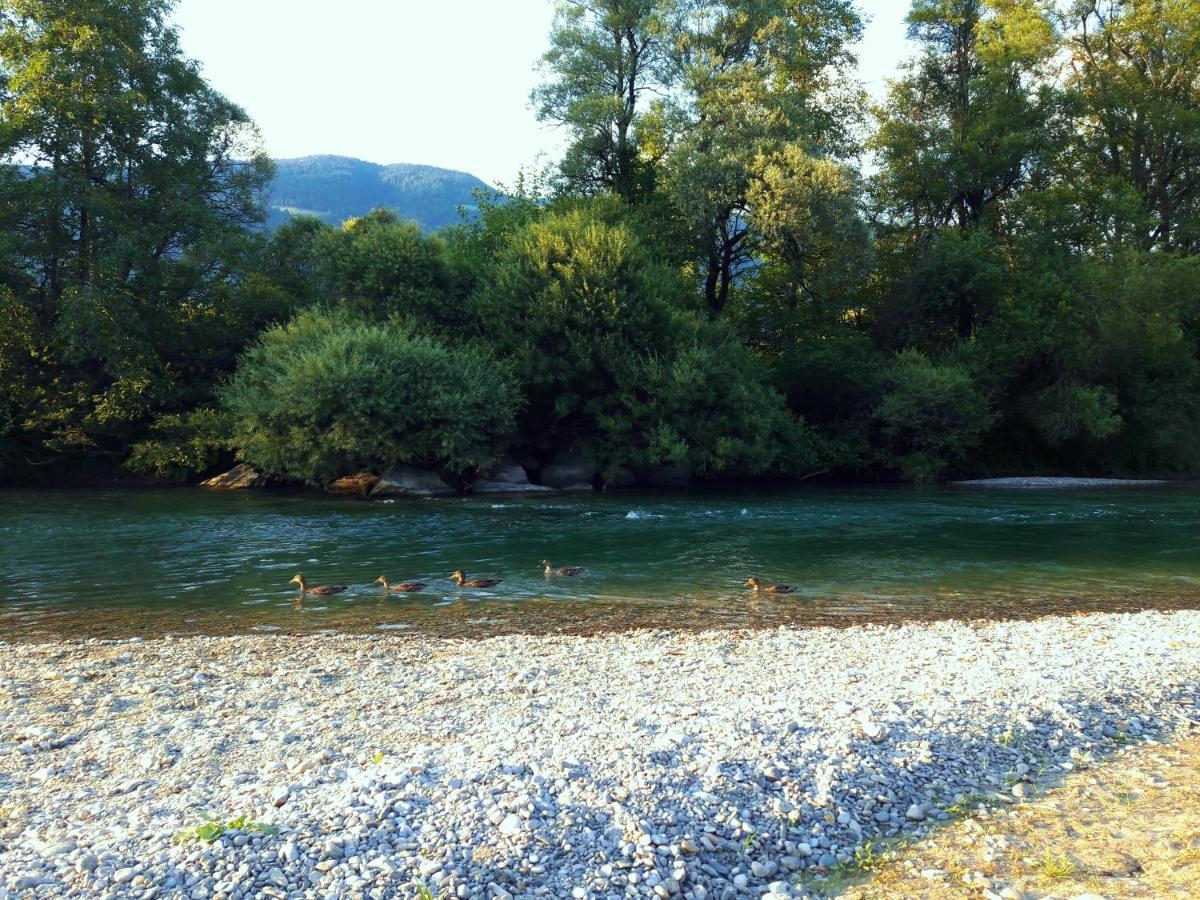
[[403, 683, 1200, 898]]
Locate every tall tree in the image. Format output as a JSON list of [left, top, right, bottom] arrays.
[[1061, 0, 1200, 252], [663, 0, 864, 317], [869, 0, 1057, 342], [871, 0, 1058, 240], [0, 0, 272, 466], [532, 0, 671, 201]]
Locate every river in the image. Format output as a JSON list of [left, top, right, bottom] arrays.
[[2, 483, 1198, 641]]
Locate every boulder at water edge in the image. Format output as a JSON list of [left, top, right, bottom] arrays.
[[200, 463, 267, 490], [472, 455, 555, 494], [326, 473, 380, 496], [640, 463, 692, 488], [540, 452, 598, 490], [370, 465, 456, 498], [482, 455, 532, 485], [603, 467, 638, 489]]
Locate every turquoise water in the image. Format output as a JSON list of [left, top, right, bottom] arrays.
[[2, 485, 1199, 640]]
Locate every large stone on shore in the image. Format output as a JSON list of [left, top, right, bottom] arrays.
[[370, 465, 455, 498], [471, 455, 554, 493], [483, 455, 532, 485], [602, 467, 637, 489], [540, 452, 598, 490], [326, 473, 379, 496], [640, 463, 692, 488], [200, 463, 267, 490], [474, 480, 555, 495]]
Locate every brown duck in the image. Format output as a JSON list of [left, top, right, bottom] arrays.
[[744, 577, 796, 595], [290, 574, 348, 596], [375, 576, 427, 593], [450, 570, 503, 588], [541, 560, 587, 576]]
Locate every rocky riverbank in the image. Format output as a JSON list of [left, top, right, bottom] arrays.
[[2, 611, 1198, 899]]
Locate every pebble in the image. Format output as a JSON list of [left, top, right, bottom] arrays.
[[0, 610, 1196, 898]]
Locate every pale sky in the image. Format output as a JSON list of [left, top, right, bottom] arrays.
[[172, 1, 912, 186]]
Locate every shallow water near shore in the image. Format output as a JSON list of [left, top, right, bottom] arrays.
[[2, 483, 1199, 641]]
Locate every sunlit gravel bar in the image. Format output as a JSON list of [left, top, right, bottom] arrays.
[[2, 610, 1198, 898]]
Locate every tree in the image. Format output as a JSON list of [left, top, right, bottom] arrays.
[[744, 144, 870, 336], [532, 0, 671, 201], [474, 206, 683, 455], [869, 0, 1058, 343], [663, 0, 864, 317], [870, 0, 1058, 239], [1061, 0, 1200, 252], [0, 0, 272, 469]]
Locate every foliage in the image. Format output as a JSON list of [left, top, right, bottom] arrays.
[[474, 207, 683, 452], [327, 210, 468, 327], [1060, 0, 1200, 253], [0, 0, 272, 472], [875, 350, 995, 482], [532, 0, 670, 200], [661, 0, 865, 317], [173, 815, 279, 845], [870, 0, 1059, 239], [5, 0, 1200, 487], [221, 310, 519, 485], [127, 408, 232, 481], [606, 324, 822, 477]]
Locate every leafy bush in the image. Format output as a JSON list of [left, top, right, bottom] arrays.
[[474, 207, 684, 450], [329, 210, 468, 328], [601, 323, 821, 477], [875, 350, 995, 482], [221, 310, 518, 484], [127, 407, 232, 481]]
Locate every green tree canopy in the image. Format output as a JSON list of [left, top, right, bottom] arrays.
[[0, 0, 273, 469]]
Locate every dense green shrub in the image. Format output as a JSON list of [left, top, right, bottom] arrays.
[[474, 207, 684, 449], [127, 408, 233, 481], [771, 329, 889, 472], [329, 210, 468, 329], [875, 350, 995, 483], [221, 310, 518, 484], [616, 326, 822, 477]]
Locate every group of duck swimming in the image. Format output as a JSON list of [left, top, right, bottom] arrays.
[[288, 565, 797, 596]]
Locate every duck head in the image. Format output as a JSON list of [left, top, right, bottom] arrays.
[[374, 576, 388, 586], [450, 570, 466, 585], [290, 574, 305, 588], [744, 577, 761, 589]]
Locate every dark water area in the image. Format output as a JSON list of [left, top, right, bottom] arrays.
[[2, 484, 1199, 642]]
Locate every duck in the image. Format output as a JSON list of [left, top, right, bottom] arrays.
[[290, 574, 348, 596], [540, 560, 587, 577], [375, 576, 427, 593], [450, 570, 503, 589], [744, 577, 796, 595]]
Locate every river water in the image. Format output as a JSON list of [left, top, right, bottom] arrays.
[[2, 484, 1198, 641]]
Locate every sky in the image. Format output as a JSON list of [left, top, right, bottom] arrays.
[[172, 1, 913, 186]]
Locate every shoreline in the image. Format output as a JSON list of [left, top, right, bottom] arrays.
[[6, 590, 1200, 645], [2, 611, 1199, 899]]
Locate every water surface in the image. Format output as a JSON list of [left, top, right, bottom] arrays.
[[2, 484, 1198, 641]]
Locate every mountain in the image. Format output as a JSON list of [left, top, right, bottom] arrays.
[[266, 155, 493, 232]]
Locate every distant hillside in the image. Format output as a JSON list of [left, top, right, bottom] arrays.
[[266, 156, 493, 231]]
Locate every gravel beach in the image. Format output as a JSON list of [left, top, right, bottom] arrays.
[[2, 610, 1198, 900]]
